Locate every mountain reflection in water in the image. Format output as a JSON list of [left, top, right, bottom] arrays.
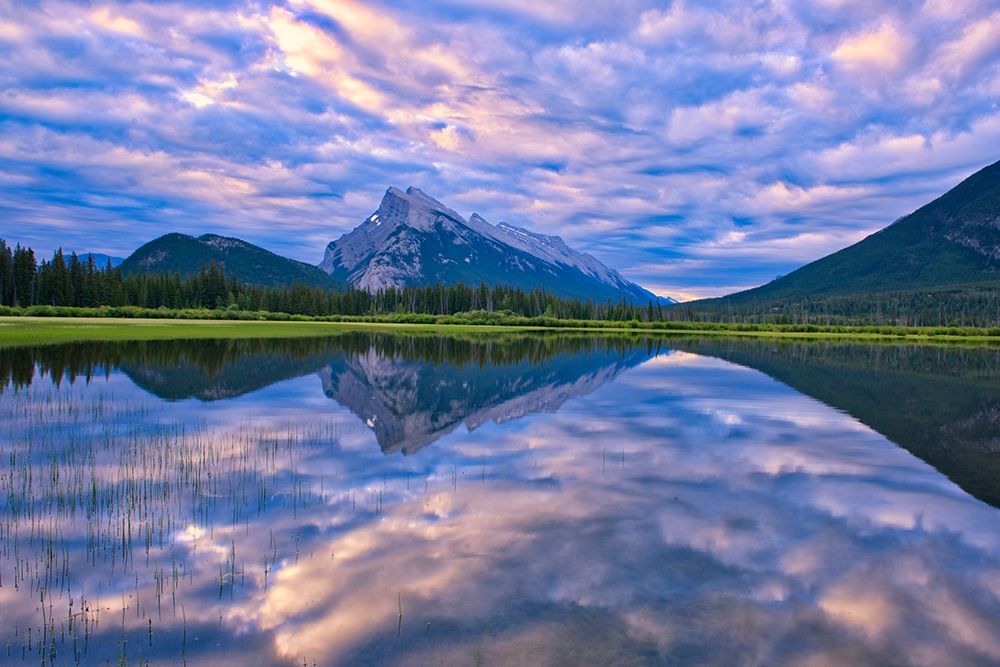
[[3, 334, 998, 505], [1, 334, 658, 453], [668, 338, 1000, 508], [0, 333, 999, 665]]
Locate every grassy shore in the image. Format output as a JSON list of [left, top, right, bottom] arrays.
[[0, 316, 526, 347], [3, 313, 1000, 348]]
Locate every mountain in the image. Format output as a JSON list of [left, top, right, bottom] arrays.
[[701, 160, 1000, 306], [80, 253, 124, 268], [320, 186, 665, 304], [120, 233, 345, 290]]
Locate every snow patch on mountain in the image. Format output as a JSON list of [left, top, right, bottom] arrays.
[[320, 186, 669, 303]]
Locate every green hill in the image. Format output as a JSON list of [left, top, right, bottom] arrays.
[[120, 233, 344, 290], [674, 161, 1000, 325], [695, 160, 1000, 307]]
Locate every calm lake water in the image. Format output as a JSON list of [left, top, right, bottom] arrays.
[[2, 333, 1000, 666]]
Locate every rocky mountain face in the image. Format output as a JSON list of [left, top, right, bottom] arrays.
[[121, 233, 344, 290], [320, 187, 667, 304]]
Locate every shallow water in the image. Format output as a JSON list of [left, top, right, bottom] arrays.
[[1, 333, 999, 666]]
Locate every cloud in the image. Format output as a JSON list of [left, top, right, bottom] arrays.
[[932, 10, 1000, 81], [0, 0, 998, 299], [666, 87, 788, 145], [831, 21, 913, 73]]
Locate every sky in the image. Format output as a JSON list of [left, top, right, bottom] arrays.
[[1, 1, 999, 300]]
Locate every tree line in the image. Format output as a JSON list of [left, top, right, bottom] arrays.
[[1, 333, 668, 394], [668, 287, 1000, 328], [6, 238, 998, 327], [0, 239, 664, 321]]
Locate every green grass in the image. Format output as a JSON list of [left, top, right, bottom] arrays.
[[0, 317, 530, 347], [3, 314, 1000, 348], [6, 304, 1000, 338]]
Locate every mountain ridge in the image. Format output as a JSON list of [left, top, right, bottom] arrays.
[[120, 232, 345, 290], [320, 186, 669, 304], [79, 252, 124, 268], [699, 160, 1000, 307]]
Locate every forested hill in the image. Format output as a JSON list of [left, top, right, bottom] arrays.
[[731, 161, 1000, 299], [674, 161, 1000, 326], [120, 233, 344, 290]]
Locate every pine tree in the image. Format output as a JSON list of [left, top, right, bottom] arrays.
[[50, 249, 72, 306], [69, 252, 84, 306], [0, 240, 13, 307], [12, 245, 36, 307]]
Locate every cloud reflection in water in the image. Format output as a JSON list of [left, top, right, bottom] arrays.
[[1, 336, 999, 666]]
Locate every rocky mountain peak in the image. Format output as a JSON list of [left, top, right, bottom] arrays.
[[498, 221, 566, 247], [320, 186, 665, 303], [365, 186, 465, 233], [403, 186, 446, 208]]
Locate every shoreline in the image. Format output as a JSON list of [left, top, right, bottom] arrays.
[[4, 315, 1000, 348]]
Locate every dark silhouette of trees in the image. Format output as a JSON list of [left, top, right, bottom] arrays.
[[7, 238, 996, 326]]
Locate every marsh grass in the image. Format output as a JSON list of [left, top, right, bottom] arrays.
[[0, 375, 422, 665]]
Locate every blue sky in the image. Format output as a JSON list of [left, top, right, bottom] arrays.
[[1, 0, 999, 300]]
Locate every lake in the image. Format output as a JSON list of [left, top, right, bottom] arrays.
[[2, 333, 1000, 666]]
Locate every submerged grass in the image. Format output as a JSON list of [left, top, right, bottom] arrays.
[[0, 380, 389, 665]]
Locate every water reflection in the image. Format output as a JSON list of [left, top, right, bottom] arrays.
[[1, 335, 658, 453], [318, 338, 649, 454], [667, 338, 1000, 508], [1, 334, 999, 665]]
